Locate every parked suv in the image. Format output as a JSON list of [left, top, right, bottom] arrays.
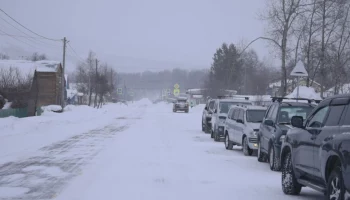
[[281, 94, 350, 199], [202, 98, 215, 133], [173, 97, 189, 113], [211, 97, 253, 141], [224, 105, 267, 156], [257, 97, 316, 171]]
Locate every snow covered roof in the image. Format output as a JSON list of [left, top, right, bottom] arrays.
[[325, 83, 350, 97], [269, 78, 321, 88], [285, 86, 322, 100], [0, 60, 61, 75]]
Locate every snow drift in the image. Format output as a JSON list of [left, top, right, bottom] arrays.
[[286, 86, 322, 100]]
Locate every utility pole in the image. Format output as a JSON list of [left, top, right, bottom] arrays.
[[61, 37, 67, 108], [94, 59, 99, 107]]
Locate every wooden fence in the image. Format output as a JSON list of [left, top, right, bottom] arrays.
[[0, 107, 28, 118]]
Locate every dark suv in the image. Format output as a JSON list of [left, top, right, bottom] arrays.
[[202, 99, 215, 133], [257, 97, 316, 171], [281, 94, 350, 199]]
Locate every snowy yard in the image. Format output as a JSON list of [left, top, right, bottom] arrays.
[[0, 100, 322, 200]]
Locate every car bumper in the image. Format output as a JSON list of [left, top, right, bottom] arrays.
[[174, 107, 188, 110], [248, 137, 258, 150]]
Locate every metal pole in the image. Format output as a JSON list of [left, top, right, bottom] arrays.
[[296, 76, 300, 102], [62, 37, 66, 108]]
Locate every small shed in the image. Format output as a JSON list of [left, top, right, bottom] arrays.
[[0, 60, 64, 116]]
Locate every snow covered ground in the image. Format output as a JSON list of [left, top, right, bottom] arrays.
[[0, 100, 322, 200]]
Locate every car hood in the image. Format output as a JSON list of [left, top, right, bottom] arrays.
[[246, 122, 260, 130]]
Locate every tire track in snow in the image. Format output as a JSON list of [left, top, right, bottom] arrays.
[[0, 106, 146, 200]]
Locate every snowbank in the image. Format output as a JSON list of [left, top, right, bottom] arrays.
[[134, 98, 152, 106], [286, 86, 322, 100], [0, 102, 140, 165], [42, 105, 63, 112], [3, 102, 12, 109]]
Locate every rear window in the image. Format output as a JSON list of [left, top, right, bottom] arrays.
[[278, 106, 314, 124], [246, 110, 266, 123]]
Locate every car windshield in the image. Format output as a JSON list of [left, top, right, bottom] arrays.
[[246, 110, 266, 123], [178, 100, 186, 103], [278, 106, 314, 124], [219, 102, 246, 113]]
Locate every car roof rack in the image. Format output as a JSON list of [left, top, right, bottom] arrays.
[[217, 95, 250, 100], [271, 97, 321, 104]]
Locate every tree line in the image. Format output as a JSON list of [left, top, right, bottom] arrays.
[[204, 43, 278, 97]]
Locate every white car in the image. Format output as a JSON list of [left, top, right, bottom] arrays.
[[224, 105, 267, 156], [211, 97, 253, 141]]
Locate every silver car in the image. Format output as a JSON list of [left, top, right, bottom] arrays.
[[210, 98, 253, 141], [224, 105, 267, 156]]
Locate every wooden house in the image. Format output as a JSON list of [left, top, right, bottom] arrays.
[[0, 60, 65, 116]]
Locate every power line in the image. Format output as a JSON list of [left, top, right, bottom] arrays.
[[0, 8, 61, 41], [0, 28, 38, 49], [0, 15, 61, 48], [67, 43, 86, 63]]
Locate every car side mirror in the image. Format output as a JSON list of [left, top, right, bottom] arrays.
[[205, 106, 208, 110], [237, 119, 244, 124], [264, 119, 274, 127], [291, 116, 304, 128]]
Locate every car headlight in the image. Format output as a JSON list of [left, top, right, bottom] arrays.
[[280, 135, 286, 143]]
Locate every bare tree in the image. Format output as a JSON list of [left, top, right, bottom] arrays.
[[0, 53, 9, 60], [260, 0, 304, 96]]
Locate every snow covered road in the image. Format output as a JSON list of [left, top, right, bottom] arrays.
[[57, 102, 322, 200], [0, 101, 323, 200]]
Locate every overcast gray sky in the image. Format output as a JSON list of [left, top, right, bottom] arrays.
[[0, 0, 273, 72]]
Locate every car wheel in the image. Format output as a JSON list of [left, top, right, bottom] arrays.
[[225, 134, 233, 150], [257, 140, 266, 162], [269, 145, 281, 171], [327, 166, 345, 200], [243, 137, 253, 156], [211, 130, 214, 138], [282, 152, 302, 195], [214, 131, 220, 142], [202, 122, 205, 132]]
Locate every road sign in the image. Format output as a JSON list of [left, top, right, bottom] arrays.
[[117, 88, 123, 94], [174, 83, 179, 89], [173, 88, 180, 96]]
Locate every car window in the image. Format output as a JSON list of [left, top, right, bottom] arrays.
[[324, 105, 346, 126], [209, 101, 215, 110], [307, 106, 329, 128], [228, 109, 233, 119], [246, 110, 266, 123], [271, 105, 279, 122], [267, 105, 276, 119], [238, 109, 244, 121], [233, 109, 239, 120], [343, 106, 350, 125], [231, 109, 236, 119], [277, 106, 315, 124]]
